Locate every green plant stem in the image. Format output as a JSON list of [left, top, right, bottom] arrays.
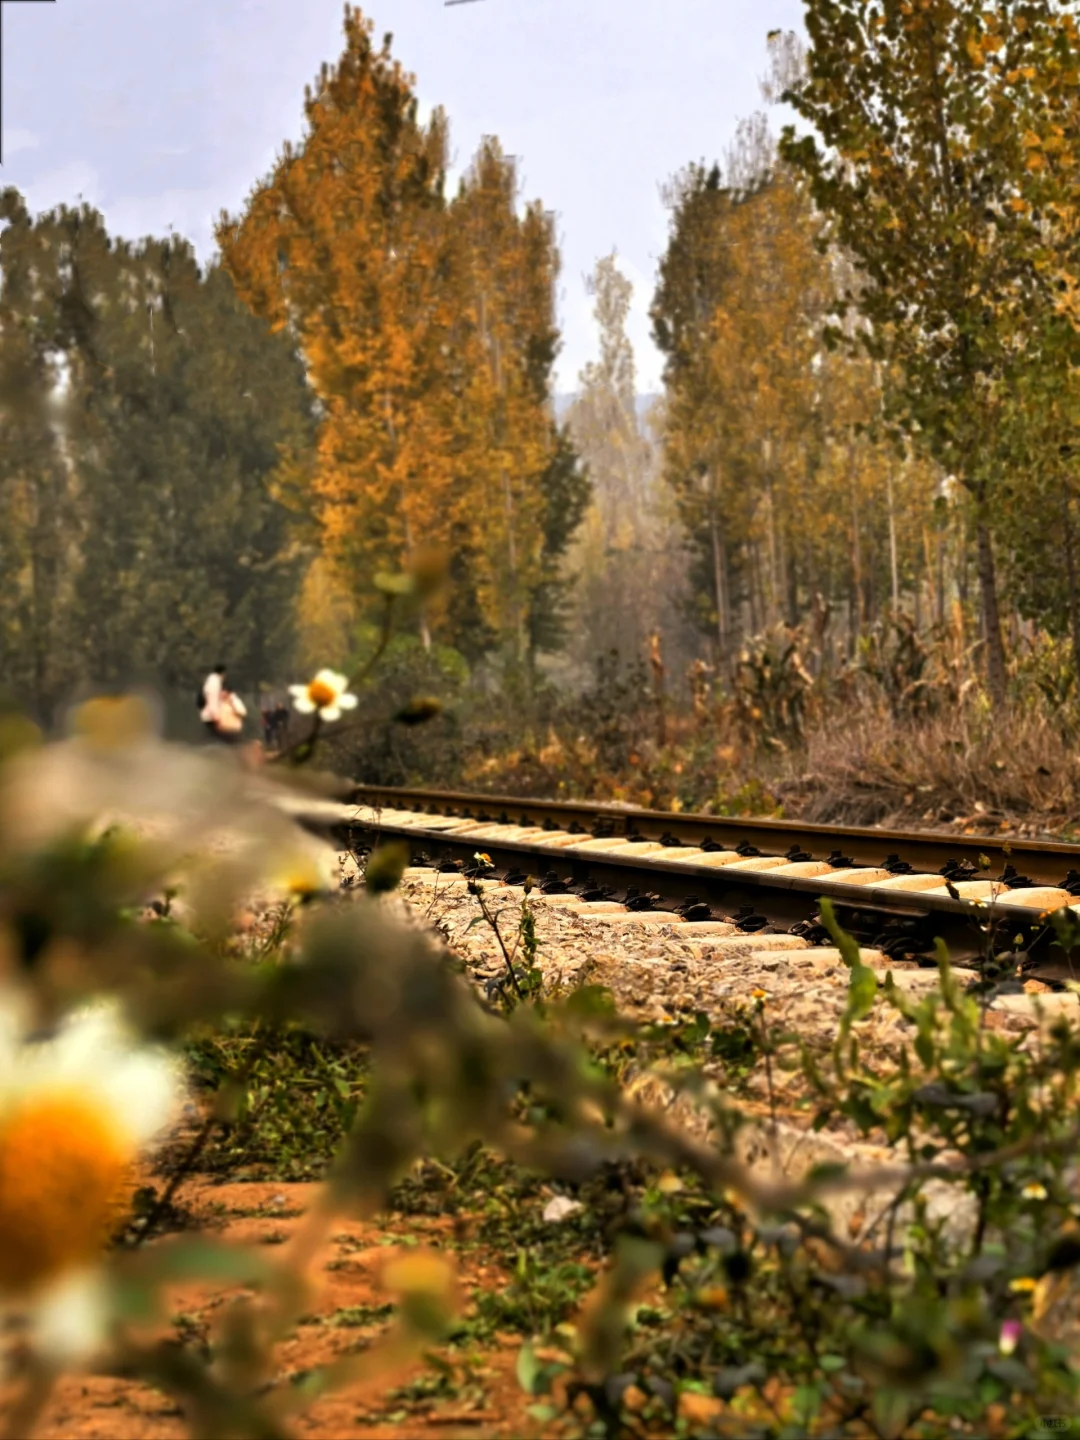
[[131, 1020, 276, 1247], [470, 881, 526, 1003], [269, 593, 396, 768]]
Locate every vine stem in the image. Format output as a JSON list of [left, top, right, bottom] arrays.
[[269, 593, 396, 769]]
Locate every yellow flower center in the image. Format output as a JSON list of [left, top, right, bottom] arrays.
[[285, 869, 319, 897], [0, 1095, 131, 1293], [307, 680, 337, 709]]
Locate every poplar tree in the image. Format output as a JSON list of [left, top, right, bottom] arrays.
[[567, 254, 665, 667], [777, 0, 1080, 701], [0, 192, 87, 720], [219, 8, 584, 669], [652, 146, 936, 659], [216, 7, 452, 625], [446, 138, 567, 667]]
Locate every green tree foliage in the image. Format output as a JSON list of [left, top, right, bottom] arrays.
[[526, 424, 591, 662], [776, 1, 1080, 701], [651, 139, 938, 668], [0, 192, 84, 719], [0, 191, 315, 721], [651, 162, 743, 657]]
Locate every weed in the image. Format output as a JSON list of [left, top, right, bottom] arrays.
[[185, 1025, 370, 1180], [322, 1303, 396, 1329], [455, 1253, 596, 1344]]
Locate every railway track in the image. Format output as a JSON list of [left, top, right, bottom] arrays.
[[290, 783, 1080, 979]]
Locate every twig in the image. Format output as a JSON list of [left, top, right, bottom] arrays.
[[269, 594, 396, 768], [470, 881, 526, 1002], [131, 1022, 277, 1247]]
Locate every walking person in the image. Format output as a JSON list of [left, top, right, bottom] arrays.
[[216, 684, 247, 744], [272, 700, 289, 750], [199, 664, 228, 741]]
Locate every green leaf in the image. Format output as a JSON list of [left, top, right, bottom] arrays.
[[373, 570, 414, 596], [563, 984, 617, 1019], [871, 1388, 910, 1440], [820, 898, 878, 1033], [516, 1339, 540, 1395], [806, 1161, 849, 1186], [791, 1383, 823, 1424], [134, 1237, 276, 1286], [364, 841, 410, 894], [818, 897, 862, 971]]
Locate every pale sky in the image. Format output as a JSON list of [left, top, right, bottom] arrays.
[[1, 0, 805, 392]]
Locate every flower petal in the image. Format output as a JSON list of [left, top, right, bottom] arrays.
[[337, 693, 358, 710], [319, 706, 342, 723], [291, 696, 316, 714], [31, 1268, 111, 1365], [9, 1002, 182, 1148]]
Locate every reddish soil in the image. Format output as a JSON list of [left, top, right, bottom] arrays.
[[29, 1180, 556, 1440]]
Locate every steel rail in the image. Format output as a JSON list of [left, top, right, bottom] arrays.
[[295, 785, 1080, 977], [347, 783, 1080, 882]]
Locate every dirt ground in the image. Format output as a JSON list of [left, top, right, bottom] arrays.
[[20, 867, 1070, 1439], [33, 1177, 555, 1440]]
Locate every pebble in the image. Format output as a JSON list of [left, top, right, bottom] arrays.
[[393, 873, 1079, 1230]]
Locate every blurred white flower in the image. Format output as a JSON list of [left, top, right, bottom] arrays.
[[288, 670, 358, 723], [31, 1268, 115, 1366], [265, 840, 340, 901], [0, 997, 182, 1362]]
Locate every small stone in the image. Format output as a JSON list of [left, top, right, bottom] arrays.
[[679, 1391, 724, 1426], [621, 1385, 648, 1414], [542, 1196, 584, 1223]]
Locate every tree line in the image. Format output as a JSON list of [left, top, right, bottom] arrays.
[[0, 8, 587, 726], [0, 192, 315, 721], [5, 0, 1080, 732], [573, 3, 1080, 715]]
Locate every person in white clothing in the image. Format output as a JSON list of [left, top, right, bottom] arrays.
[[216, 686, 247, 743], [200, 664, 228, 739]]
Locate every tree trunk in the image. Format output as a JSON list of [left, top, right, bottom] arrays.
[[709, 498, 728, 659], [1062, 490, 1080, 690], [648, 632, 667, 747], [765, 476, 780, 626], [786, 534, 799, 628], [886, 467, 900, 615], [936, 525, 946, 629], [848, 453, 862, 656], [748, 541, 763, 636], [973, 495, 1007, 704], [955, 509, 969, 621]]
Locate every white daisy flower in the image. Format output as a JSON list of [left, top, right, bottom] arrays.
[[265, 839, 341, 901], [288, 669, 359, 723], [0, 997, 182, 1362]]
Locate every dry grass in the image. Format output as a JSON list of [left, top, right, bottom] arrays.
[[453, 690, 1080, 843], [776, 701, 1080, 837]]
